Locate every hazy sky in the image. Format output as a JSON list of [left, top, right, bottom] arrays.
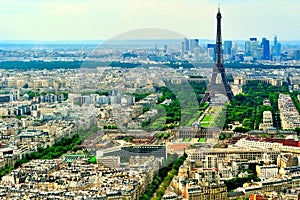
[[0, 0, 299, 41]]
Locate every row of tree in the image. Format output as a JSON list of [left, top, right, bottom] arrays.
[[224, 167, 261, 192], [0, 61, 82, 70], [224, 173, 261, 192], [225, 81, 289, 130], [1, 61, 298, 71], [15, 134, 82, 168], [157, 132, 170, 140], [155, 86, 181, 129], [290, 92, 300, 113], [154, 82, 207, 128], [0, 166, 14, 180], [140, 153, 187, 200], [103, 125, 118, 129], [132, 92, 151, 102]]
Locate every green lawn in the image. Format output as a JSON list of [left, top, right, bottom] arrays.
[[147, 117, 167, 130], [201, 115, 213, 122], [185, 111, 202, 126], [200, 122, 210, 128], [183, 138, 191, 142], [88, 156, 96, 164], [200, 115, 215, 128], [200, 115, 214, 127]]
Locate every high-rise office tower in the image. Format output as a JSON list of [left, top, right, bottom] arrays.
[[250, 39, 260, 58], [261, 37, 270, 60], [195, 39, 199, 47], [194, 47, 200, 61], [201, 7, 234, 104], [184, 38, 190, 52], [164, 44, 168, 53], [181, 41, 185, 56], [207, 44, 217, 54], [276, 43, 281, 55], [223, 41, 232, 55], [245, 38, 261, 59], [207, 48, 215, 59], [245, 41, 250, 56], [190, 39, 199, 53], [272, 35, 281, 57], [294, 50, 300, 60], [232, 42, 238, 55]]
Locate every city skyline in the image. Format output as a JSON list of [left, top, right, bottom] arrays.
[[1, 1, 300, 199], [0, 0, 300, 41]]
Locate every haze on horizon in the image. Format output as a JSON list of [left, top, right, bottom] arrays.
[[0, 0, 299, 41]]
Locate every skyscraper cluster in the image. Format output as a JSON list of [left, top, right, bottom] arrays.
[[181, 38, 199, 54], [244, 36, 281, 61], [179, 35, 284, 63]]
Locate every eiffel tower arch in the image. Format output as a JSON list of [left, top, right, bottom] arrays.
[[201, 7, 234, 105]]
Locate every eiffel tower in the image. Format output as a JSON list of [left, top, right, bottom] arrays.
[[201, 7, 234, 104]]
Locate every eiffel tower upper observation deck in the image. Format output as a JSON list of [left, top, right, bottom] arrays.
[[201, 6, 234, 105]]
